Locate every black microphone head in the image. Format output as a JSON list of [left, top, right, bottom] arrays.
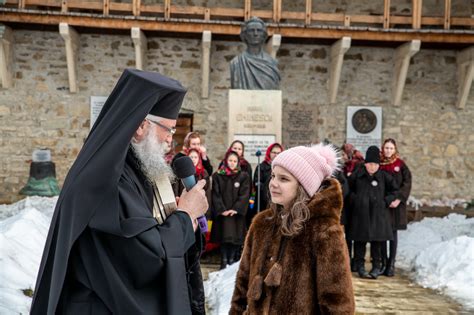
[[255, 150, 262, 157], [173, 156, 196, 178]]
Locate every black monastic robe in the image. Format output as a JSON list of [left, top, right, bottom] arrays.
[[31, 69, 204, 314]]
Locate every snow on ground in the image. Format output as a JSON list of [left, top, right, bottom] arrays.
[[204, 262, 239, 315], [397, 213, 474, 310], [1, 197, 473, 314], [0, 197, 57, 315]]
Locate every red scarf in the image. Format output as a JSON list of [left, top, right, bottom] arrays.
[[218, 151, 241, 176], [264, 143, 284, 164], [380, 156, 404, 174], [185, 148, 205, 177]]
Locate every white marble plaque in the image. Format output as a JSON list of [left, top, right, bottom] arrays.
[[346, 106, 382, 157], [228, 89, 282, 165], [90, 96, 108, 130]]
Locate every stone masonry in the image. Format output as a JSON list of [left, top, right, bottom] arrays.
[[0, 26, 473, 203]]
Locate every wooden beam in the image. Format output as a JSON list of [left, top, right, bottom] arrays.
[[61, 0, 68, 13], [201, 30, 211, 98], [265, 34, 281, 59], [204, 8, 210, 21], [244, 0, 251, 21], [392, 40, 421, 106], [329, 36, 351, 104], [59, 23, 79, 93], [132, 0, 140, 17], [305, 0, 311, 26], [456, 46, 474, 109], [1, 11, 473, 44], [444, 0, 451, 30], [103, 0, 109, 16], [131, 27, 147, 70], [344, 15, 350, 27], [0, 25, 13, 89], [412, 0, 422, 29], [273, 0, 281, 23], [164, 0, 170, 20], [383, 0, 390, 29]]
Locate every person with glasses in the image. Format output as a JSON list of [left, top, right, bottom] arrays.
[[248, 143, 284, 226], [31, 69, 208, 315]]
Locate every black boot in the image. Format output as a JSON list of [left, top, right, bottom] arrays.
[[369, 264, 382, 279], [385, 259, 395, 277], [357, 264, 371, 279]]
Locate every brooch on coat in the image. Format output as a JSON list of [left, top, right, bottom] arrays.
[[371, 180, 378, 187]]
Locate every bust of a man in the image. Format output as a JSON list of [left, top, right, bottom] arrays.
[[230, 17, 281, 90]]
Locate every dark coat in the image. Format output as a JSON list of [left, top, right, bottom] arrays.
[[334, 170, 350, 226], [230, 179, 355, 315], [380, 159, 412, 230], [31, 70, 204, 315], [210, 172, 250, 245], [347, 166, 399, 242], [252, 161, 272, 212]]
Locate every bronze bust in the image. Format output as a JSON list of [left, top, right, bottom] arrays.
[[230, 17, 281, 90]]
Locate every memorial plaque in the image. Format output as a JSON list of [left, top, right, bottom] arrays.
[[346, 106, 382, 157], [90, 96, 108, 130], [228, 89, 282, 165]]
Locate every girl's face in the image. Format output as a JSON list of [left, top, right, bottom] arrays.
[[269, 165, 299, 210], [188, 151, 200, 167], [231, 142, 243, 157], [227, 154, 239, 170], [383, 142, 396, 158]]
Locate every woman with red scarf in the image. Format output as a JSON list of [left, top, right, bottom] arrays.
[[249, 143, 283, 225], [223, 140, 253, 182], [211, 150, 250, 269], [379, 138, 412, 276]]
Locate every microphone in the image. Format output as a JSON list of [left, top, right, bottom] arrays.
[[173, 156, 208, 233], [255, 150, 262, 157]]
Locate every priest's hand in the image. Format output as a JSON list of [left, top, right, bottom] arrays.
[[178, 180, 208, 229]]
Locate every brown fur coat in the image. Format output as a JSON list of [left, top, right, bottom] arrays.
[[230, 178, 355, 315]]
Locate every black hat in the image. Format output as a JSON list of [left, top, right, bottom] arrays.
[[365, 146, 380, 164], [127, 69, 186, 120]]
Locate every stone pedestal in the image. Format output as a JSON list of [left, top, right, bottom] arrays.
[[228, 89, 282, 164]]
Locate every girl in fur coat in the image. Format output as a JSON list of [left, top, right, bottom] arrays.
[[230, 144, 355, 315]]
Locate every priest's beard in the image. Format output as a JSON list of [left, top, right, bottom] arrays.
[[131, 127, 175, 184]]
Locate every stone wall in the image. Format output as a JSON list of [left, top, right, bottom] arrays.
[[0, 28, 473, 204]]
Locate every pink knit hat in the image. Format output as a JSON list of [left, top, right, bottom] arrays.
[[272, 143, 340, 197]]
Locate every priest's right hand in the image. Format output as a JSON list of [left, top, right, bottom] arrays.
[[177, 179, 208, 227]]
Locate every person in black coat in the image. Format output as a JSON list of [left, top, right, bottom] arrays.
[[347, 146, 399, 279], [30, 70, 209, 315], [249, 143, 283, 226], [211, 150, 250, 269], [379, 138, 412, 276]]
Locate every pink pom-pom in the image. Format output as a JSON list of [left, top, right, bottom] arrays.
[[311, 143, 340, 176]]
